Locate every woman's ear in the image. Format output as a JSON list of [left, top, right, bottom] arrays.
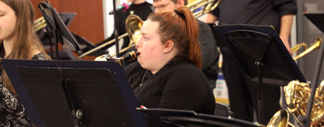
[[163, 40, 174, 53]]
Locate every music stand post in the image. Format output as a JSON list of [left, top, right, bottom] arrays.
[[2, 60, 148, 127], [299, 13, 324, 127], [61, 78, 88, 126], [112, 0, 120, 57], [214, 24, 306, 124], [255, 59, 265, 124]]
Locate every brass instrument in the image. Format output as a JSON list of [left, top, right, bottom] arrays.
[[283, 80, 324, 126], [291, 43, 308, 53], [78, 0, 221, 60], [110, 11, 143, 57], [188, 0, 221, 18], [94, 51, 139, 65], [267, 109, 295, 127], [34, 16, 47, 32], [293, 37, 322, 60], [75, 11, 140, 60]]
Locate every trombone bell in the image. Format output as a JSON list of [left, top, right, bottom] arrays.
[[125, 12, 143, 44], [293, 37, 322, 60]]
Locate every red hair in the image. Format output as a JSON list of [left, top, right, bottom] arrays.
[[147, 6, 202, 68]]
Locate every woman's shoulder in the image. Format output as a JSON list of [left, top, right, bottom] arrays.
[[162, 61, 206, 79], [31, 52, 48, 60], [170, 62, 202, 73], [30, 48, 50, 60]]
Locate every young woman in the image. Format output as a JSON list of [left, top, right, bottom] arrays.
[[125, 6, 215, 126], [0, 0, 50, 126]]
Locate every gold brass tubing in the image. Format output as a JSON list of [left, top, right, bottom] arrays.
[[291, 43, 308, 53], [188, 0, 221, 18], [34, 16, 47, 32], [293, 37, 322, 60], [74, 33, 128, 60], [110, 43, 136, 57]]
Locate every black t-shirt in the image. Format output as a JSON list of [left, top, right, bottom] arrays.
[[210, 0, 297, 32]]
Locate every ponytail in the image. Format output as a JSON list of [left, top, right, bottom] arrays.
[[175, 6, 202, 68]]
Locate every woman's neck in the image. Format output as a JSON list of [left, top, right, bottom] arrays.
[[150, 49, 178, 75], [3, 38, 14, 58], [133, 0, 146, 4]]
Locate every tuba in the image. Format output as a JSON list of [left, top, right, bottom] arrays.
[[267, 80, 324, 127], [267, 109, 295, 127], [78, 0, 221, 60], [279, 80, 324, 126]]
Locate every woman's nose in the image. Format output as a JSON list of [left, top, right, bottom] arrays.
[[136, 37, 143, 48]]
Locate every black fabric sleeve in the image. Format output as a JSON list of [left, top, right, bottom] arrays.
[[273, 0, 297, 16]]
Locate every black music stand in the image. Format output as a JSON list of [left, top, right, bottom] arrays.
[[139, 108, 259, 127], [38, 12, 108, 59], [213, 24, 306, 124], [298, 13, 324, 127], [2, 59, 148, 127], [38, 1, 86, 59], [38, 13, 75, 60], [37, 12, 76, 48]]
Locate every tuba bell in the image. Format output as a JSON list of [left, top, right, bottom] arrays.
[[283, 80, 324, 126], [267, 109, 295, 127]]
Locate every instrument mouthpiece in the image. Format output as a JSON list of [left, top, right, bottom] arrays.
[[120, 51, 139, 62]]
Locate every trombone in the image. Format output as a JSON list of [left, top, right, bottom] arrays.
[[293, 37, 322, 60], [75, 0, 221, 60], [75, 12, 140, 60]]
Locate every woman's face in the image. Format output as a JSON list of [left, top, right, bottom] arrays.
[[136, 20, 165, 72], [0, 1, 16, 41]]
